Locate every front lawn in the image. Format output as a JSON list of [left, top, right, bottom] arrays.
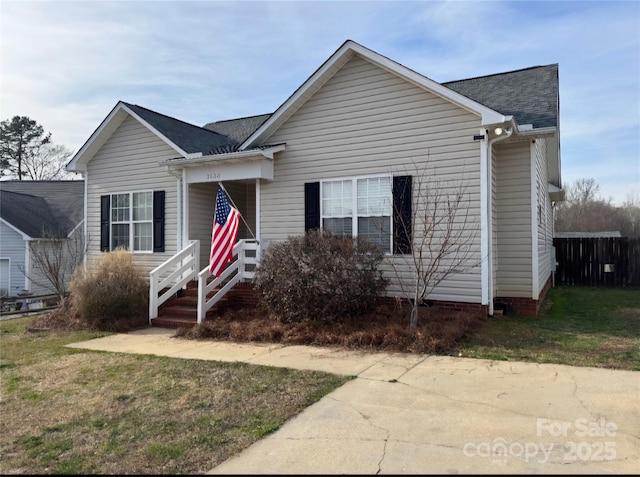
[[459, 286, 640, 370]]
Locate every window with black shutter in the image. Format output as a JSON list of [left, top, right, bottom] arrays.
[[100, 190, 165, 252], [304, 175, 412, 255]]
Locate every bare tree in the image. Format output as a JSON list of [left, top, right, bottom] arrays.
[[1, 115, 75, 180], [564, 177, 602, 208], [22, 142, 75, 180], [19, 227, 88, 304], [556, 178, 640, 237], [621, 190, 640, 238], [391, 160, 481, 327]]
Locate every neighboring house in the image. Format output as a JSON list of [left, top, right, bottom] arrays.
[[0, 181, 85, 297], [67, 40, 563, 319]]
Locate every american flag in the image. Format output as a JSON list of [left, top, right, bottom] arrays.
[[209, 186, 240, 277]]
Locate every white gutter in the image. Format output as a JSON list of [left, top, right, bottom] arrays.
[[515, 126, 556, 137], [163, 145, 286, 170]]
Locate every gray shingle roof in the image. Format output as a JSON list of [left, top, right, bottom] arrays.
[[0, 180, 84, 238], [203, 114, 271, 144], [122, 102, 238, 154], [201, 65, 558, 147], [124, 63, 558, 160], [443, 64, 559, 129]]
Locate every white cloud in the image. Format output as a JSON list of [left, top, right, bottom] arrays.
[[1, 0, 638, 204]]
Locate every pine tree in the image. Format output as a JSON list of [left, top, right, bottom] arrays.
[[0, 116, 72, 180]]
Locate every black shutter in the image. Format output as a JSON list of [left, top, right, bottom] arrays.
[[393, 175, 412, 254], [153, 190, 165, 252], [304, 182, 320, 232], [100, 195, 110, 252]]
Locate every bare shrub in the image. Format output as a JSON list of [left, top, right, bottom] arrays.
[[253, 229, 388, 323], [69, 248, 148, 331]]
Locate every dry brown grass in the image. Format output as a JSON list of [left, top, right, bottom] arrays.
[[176, 300, 488, 355], [29, 296, 487, 356], [29, 303, 148, 333]]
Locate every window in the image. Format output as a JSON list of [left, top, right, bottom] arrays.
[[321, 176, 392, 253], [110, 191, 153, 252]]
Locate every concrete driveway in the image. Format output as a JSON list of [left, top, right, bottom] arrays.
[[68, 327, 640, 474]]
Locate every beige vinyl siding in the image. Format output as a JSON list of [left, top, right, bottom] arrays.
[[86, 116, 178, 275], [261, 54, 483, 303], [495, 141, 532, 297], [189, 182, 217, 271], [535, 138, 553, 294], [224, 182, 255, 241], [0, 221, 27, 295]]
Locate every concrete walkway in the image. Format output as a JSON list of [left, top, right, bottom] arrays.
[[67, 327, 640, 474]]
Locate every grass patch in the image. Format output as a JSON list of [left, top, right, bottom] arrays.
[[459, 286, 640, 370], [0, 316, 352, 474], [3, 286, 635, 472]]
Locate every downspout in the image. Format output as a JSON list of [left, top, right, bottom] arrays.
[[486, 127, 512, 316]]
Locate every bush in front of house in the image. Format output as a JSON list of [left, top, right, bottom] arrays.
[[69, 248, 148, 331], [254, 229, 388, 323]]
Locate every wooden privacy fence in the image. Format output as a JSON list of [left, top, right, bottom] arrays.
[[553, 237, 640, 287]]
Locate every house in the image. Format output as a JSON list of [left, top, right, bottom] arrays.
[[66, 40, 563, 322], [0, 180, 85, 298]]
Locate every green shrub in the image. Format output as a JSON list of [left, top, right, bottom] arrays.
[[254, 229, 388, 323], [70, 248, 148, 331]]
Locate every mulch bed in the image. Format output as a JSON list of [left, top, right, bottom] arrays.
[[28, 300, 488, 355], [176, 301, 488, 355]]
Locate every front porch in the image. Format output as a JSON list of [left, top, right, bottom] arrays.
[[148, 239, 259, 328], [152, 281, 258, 329], [149, 144, 279, 327]]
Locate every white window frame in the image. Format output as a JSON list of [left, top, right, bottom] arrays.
[[110, 190, 153, 253], [320, 174, 393, 254]]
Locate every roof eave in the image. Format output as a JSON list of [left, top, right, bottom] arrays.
[[66, 102, 190, 172], [515, 125, 561, 189], [0, 217, 32, 240], [163, 144, 286, 169]]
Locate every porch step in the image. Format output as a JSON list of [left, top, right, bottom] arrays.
[[151, 316, 198, 329], [152, 287, 231, 329]]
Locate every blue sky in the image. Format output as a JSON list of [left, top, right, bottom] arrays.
[[1, 0, 638, 204]]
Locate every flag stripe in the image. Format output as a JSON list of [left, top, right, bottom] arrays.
[[210, 212, 238, 263], [209, 187, 241, 277], [210, 212, 239, 276], [210, 214, 238, 272]]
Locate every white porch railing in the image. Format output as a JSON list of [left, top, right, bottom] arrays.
[[197, 239, 259, 323], [149, 240, 200, 322]]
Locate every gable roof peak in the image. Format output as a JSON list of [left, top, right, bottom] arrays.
[[240, 39, 510, 148]]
